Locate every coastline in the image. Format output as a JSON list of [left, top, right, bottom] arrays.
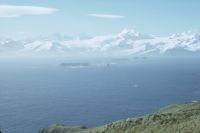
[[38, 101, 200, 133]]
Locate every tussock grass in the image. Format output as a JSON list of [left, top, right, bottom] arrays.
[[39, 101, 200, 133]]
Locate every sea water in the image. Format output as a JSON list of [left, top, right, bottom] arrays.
[[0, 57, 200, 133]]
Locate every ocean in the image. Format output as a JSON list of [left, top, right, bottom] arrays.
[[0, 57, 200, 133]]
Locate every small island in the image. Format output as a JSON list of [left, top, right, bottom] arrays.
[[60, 62, 90, 68]]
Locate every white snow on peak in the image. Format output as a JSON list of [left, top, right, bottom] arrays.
[[0, 29, 200, 56]]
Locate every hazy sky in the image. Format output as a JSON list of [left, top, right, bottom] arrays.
[[0, 0, 200, 38]]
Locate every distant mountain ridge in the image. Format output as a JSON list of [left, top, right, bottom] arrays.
[[1, 29, 200, 56]]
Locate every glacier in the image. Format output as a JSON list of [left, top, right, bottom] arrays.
[[0, 29, 200, 57]]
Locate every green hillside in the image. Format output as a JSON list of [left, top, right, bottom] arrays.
[[38, 101, 200, 133]]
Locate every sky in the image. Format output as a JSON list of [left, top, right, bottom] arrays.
[[0, 0, 200, 38]]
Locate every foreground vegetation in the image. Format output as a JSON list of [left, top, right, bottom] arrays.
[[38, 101, 200, 133]]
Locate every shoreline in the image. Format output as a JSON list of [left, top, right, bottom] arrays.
[[38, 101, 200, 133]]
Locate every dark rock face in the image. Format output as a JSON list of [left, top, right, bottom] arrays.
[[38, 101, 200, 133]]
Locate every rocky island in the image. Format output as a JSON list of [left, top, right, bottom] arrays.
[[60, 63, 90, 68], [38, 101, 200, 133]]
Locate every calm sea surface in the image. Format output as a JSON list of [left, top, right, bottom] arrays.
[[0, 57, 200, 133]]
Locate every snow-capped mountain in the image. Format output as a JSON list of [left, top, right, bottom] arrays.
[[0, 29, 200, 56], [0, 38, 23, 52]]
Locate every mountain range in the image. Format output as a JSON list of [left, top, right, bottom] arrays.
[[1, 29, 200, 57]]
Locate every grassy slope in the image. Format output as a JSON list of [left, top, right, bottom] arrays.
[[38, 101, 200, 133]]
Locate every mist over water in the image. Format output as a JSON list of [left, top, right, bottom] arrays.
[[0, 56, 200, 133]]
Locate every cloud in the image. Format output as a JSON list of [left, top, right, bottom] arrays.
[[88, 14, 124, 19], [0, 5, 58, 18]]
